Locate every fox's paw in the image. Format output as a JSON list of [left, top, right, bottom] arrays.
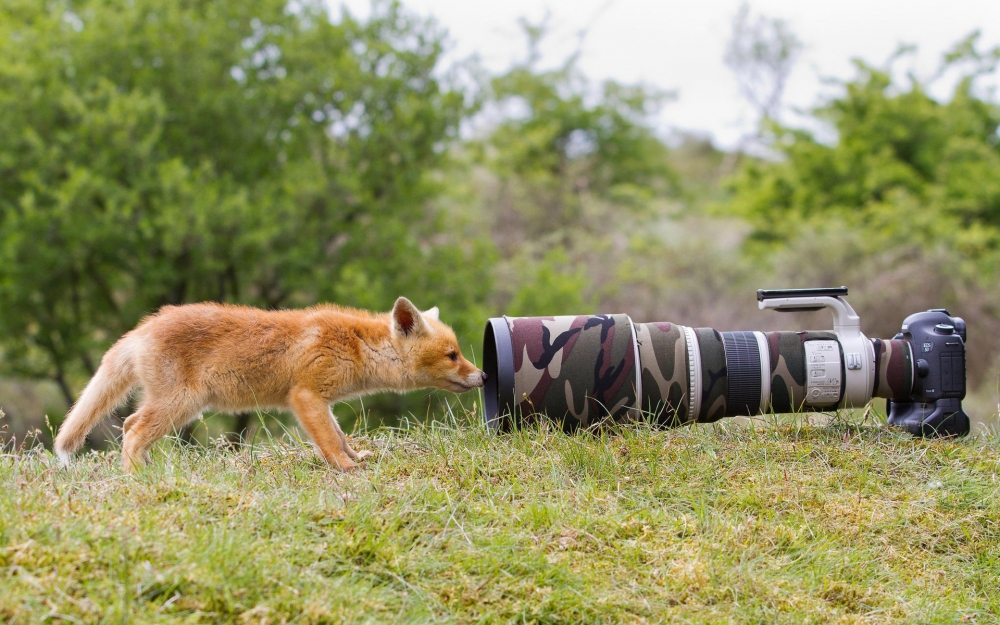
[[56, 449, 72, 470], [337, 460, 359, 472]]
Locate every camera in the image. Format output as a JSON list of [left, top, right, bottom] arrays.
[[482, 287, 969, 437]]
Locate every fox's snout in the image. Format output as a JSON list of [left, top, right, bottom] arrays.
[[466, 368, 487, 389], [450, 358, 486, 392]]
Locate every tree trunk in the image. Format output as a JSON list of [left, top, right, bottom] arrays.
[[53, 370, 75, 409]]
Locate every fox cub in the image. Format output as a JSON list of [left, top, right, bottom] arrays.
[[54, 297, 485, 471]]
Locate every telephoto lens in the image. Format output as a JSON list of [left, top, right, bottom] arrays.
[[482, 288, 969, 437]]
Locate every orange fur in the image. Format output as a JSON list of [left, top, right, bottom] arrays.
[[54, 297, 484, 471]]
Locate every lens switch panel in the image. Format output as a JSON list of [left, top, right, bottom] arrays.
[[804, 340, 842, 407]]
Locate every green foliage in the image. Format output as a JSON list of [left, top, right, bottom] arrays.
[[0, 0, 484, 405], [485, 53, 676, 232], [727, 34, 1000, 271], [474, 27, 679, 317], [503, 247, 595, 317]]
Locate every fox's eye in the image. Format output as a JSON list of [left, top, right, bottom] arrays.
[[447, 352, 458, 361]]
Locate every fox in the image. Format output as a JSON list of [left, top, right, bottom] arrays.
[[53, 296, 485, 472]]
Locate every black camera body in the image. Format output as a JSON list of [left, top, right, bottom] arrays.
[[887, 309, 969, 437]]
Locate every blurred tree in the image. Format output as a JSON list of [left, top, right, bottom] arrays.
[[0, 0, 490, 415], [724, 2, 802, 126], [475, 19, 678, 315], [486, 26, 676, 232], [727, 32, 1000, 268], [721, 2, 802, 174]]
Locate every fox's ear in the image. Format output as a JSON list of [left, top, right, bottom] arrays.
[[392, 296, 429, 338], [423, 306, 439, 321]]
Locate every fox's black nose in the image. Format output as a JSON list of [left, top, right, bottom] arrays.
[[481, 371, 489, 382]]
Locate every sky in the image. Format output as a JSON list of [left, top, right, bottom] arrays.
[[335, 1, 1000, 149]]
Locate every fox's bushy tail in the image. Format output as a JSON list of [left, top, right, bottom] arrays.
[[54, 337, 138, 466]]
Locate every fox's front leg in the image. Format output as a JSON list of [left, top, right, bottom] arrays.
[[288, 387, 358, 471]]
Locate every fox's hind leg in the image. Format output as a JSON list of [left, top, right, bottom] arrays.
[[121, 396, 202, 472], [328, 407, 373, 462], [288, 387, 358, 471]]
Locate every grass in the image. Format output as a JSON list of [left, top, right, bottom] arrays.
[[1, 408, 999, 624]]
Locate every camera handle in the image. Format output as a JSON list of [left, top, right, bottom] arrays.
[[757, 288, 875, 408]]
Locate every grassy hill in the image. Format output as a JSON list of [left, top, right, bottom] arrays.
[[1, 410, 999, 623]]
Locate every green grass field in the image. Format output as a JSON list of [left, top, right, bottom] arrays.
[[2, 408, 999, 624]]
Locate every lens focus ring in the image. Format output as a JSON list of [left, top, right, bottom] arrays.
[[723, 331, 762, 417]]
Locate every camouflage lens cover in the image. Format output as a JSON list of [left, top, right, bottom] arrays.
[[490, 313, 913, 430], [764, 331, 838, 413], [872, 338, 914, 399], [695, 328, 728, 422], [635, 322, 690, 426], [506, 314, 638, 430]]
